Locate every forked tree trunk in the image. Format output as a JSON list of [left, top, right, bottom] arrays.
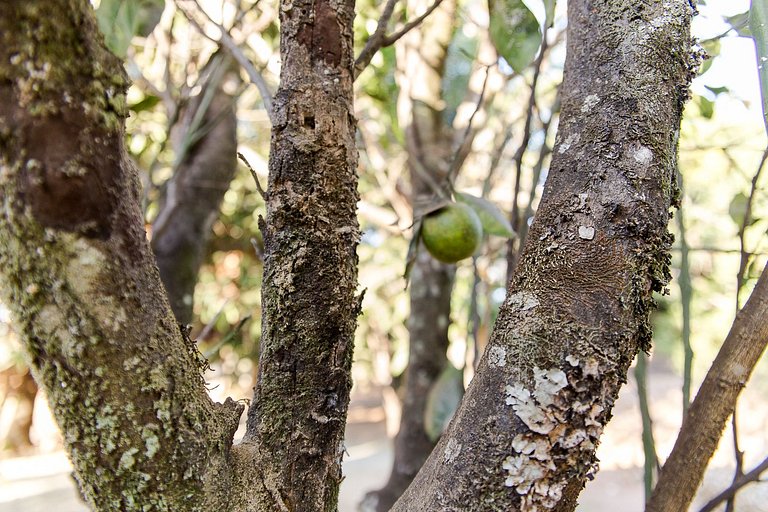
[[392, 0, 697, 509]]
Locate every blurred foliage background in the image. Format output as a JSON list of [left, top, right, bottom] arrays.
[[0, 3, 766, 505]]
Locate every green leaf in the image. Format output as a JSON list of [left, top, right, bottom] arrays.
[[727, 11, 751, 37], [696, 95, 714, 119], [750, 0, 768, 134], [728, 192, 758, 227], [424, 365, 464, 442], [136, 0, 165, 37], [705, 85, 729, 96], [488, 0, 542, 73], [128, 94, 160, 113], [96, 0, 164, 57], [698, 39, 720, 75], [543, 0, 556, 28], [456, 191, 515, 238]]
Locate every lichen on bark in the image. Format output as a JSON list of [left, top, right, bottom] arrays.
[[0, 2, 242, 509], [392, 1, 698, 510]]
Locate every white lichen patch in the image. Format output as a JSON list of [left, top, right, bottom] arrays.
[[633, 146, 653, 165], [443, 438, 462, 463], [502, 360, 608, 510], [557, 133, 580, 154], [66, 237, 106, 298], [119, 447, 139, 470], [143, 431, 160, 459], [578, 226, 595, 240], [488, 346, 507, 368], [506, 291, 540, 312], [580, 94, 600, 113]]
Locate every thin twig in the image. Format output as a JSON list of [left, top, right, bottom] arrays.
[[698, 455, 768, 512], [736, 147, 768, 309], [446, 65, 492, 188], [176, 0, 275, 122], [238, 151, 268, 200], [635, 352, 659, 502], [354, 0, 445, 78], [726, 146, 768, 509], [676, 171, 694, 416]]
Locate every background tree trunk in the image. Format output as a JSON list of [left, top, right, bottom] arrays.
[[151, 73, 239, 325], [361, 2, 458, 509], [392, 0, 697, 509]]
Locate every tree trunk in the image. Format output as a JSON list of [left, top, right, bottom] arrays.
[[361, 2, 457, 510], [392, 0, 697, 510], [151, 77, 239, 325], [234, 0, 361, 509], [0, 2, 243, 509]]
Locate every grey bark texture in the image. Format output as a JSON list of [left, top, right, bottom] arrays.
[[362, 1, 457, 510], [647, 261, 768, 512], [151, 80, 239, 325], [235, 0, 361, 509], [392, 0, 697, 510], [0, 2, 243, 509]]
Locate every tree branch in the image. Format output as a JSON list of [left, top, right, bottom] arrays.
[[176, 0, 275, 122], [647, 262, 768, 512], [354, 0, 445, 78], [698, 455, 768, 512]]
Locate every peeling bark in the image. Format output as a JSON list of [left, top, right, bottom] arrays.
[[392, 1, 697, 510], [236, 0, 361, 510], [0, 2, 242, 509]]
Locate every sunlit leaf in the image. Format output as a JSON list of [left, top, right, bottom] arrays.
[[129, 94, 160, 113], [698, 39, 720, 75], [456, 191, 515, 238], [729, 192, 759, 227], [488, 0, 542, 73], [696, 95, 714, 119], [750, 0, 768, 133], [705, 85, 729, 96], [424, 365, 464, 442], [543, 0, 556, 28], [727, 11, 751, 37], [96, 0, 164, 57]]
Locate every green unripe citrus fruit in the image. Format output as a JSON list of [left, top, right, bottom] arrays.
[[421, 202, 483, 263]]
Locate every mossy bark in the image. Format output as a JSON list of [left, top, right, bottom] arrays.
[[392, 1, 697, 510], [236, 0, 361, 510], [0, 2, 242, 510]]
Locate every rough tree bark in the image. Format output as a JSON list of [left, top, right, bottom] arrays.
[[151, 77, 239, 325], [0, 0, 360, 510], [361, 1, 457, 510], [0, 2, 243, 509], [392, 0, 698, 510], [234, 0, 361, 509]]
